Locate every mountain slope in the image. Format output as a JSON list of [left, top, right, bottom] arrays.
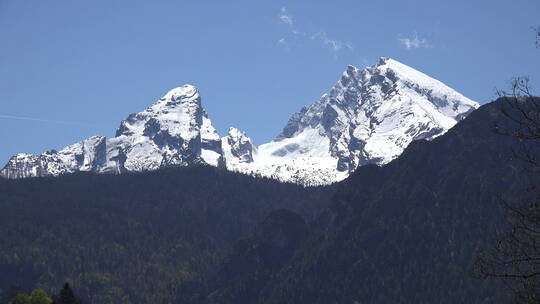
[[1, 59, 479, 185], [205, 209, 308, 304], [249, 99, 535, 303], [152, 98, 525, 304], [0, 166, 334, 304], [226, 58, 478, 185]]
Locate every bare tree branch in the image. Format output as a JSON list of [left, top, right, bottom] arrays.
[[475, 76, 540, 303]]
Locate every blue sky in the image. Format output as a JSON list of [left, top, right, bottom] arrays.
[[0, 0, 539, 164]]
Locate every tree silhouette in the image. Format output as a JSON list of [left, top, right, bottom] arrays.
[[475, 78, 540, 302], [54, 283, 82, 304]]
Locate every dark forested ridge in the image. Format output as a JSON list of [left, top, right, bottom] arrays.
[[0, 166, 334, 304], [259, 99, 540, 303], [203, 99, 540, 304], [1, 98, 538, 304], [204, 209, 309, 304]]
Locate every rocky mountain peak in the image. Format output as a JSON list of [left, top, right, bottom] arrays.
[[265, 58, 480, 175], [116, 84, 203, 139], [222, 127, 256, 165], [1, 84, 222, 178], [108, 84, 221, 172], [1, 59, 480, 186], [161, 84, 200, 102]]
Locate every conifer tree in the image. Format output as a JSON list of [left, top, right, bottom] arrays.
[[55, 284, 82, 304]]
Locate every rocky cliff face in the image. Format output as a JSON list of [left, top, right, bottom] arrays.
[[102, 84, 223, 173], [0, 58, 479, 185], [271, 57, 478, 172], [1, 85, 223, 178], [222, 127, 257, 166], [1, 136, 107, 179], [224, 58, 479, 184]]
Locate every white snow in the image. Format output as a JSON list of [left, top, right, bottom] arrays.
[[223, 57, 479, 185], [1, 58, 479, 186]]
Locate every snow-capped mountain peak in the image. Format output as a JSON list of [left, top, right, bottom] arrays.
[[105, 84, 220, 172], [116, 84, 202, 139], [1, 58, 479, 185], [375, 57, 478, 120], [162, 84, 199, 100], [270, 57, 479, 174], [1, 85, 223, 178]]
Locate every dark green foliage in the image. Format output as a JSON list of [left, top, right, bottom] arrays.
[[3, 288, 53, 304], [255, 99, 537, 303], [206, 209, 308, 304], [0, 286, 22, 304], [474, 95, 540, 303], [29, 289, 53, 304], [0, 166, 333, 304], [171, 281, 206, 304], [11, 294, 31, 304]]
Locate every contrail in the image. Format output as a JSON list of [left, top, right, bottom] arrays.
[[0, 114, 97, 126]]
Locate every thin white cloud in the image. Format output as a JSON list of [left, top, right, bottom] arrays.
[[0, 114, 95, 126], [279, 7, 293, 27], [291, 29, 305, 36], [399, 33, 431, 49], [277, 7, 353, 54], [311, 31, 348, 52]]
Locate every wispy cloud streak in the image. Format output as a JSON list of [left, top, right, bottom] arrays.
[[0, 114, 96, 126], [311, 31, 353, 52], [399, 33, 431, 49], [277, 7, 352, 54]]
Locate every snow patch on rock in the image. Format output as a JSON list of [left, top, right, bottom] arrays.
[[1, 59, 479, 185]]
